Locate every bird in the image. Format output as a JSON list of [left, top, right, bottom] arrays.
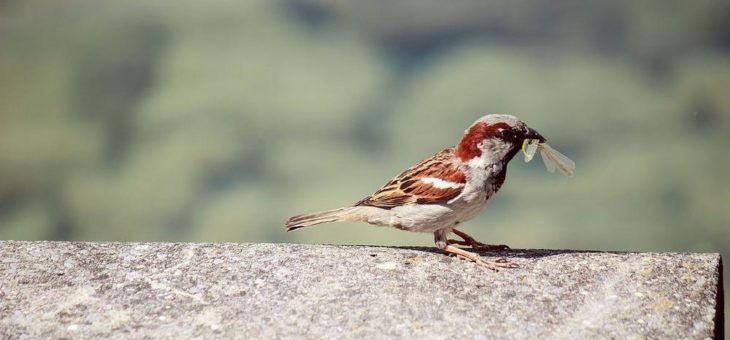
[[285, 114, 551, 270]]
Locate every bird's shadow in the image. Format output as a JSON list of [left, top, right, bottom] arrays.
[[348, 245, 641, 259]]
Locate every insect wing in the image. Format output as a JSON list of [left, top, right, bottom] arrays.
[[540, 147, 557, 173], [539, 144, 575, 177]]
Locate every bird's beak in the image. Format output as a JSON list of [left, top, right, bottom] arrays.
[[525, 128, 546, 143]]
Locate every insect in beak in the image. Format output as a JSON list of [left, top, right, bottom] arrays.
[[522, 139, 575, 177], [522, 139, 539, 163]]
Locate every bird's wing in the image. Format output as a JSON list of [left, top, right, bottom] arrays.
[[355, 148, 466, 209]]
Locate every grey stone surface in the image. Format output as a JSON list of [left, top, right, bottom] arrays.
[[0, 241, 722, 339]]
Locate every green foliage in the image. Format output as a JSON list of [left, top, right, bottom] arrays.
[[0, 1, 728, 258]]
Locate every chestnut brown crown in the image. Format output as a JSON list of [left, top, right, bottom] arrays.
[[455, 114, 545, 161]]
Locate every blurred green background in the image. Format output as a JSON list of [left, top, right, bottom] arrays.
[[1, 0, 728, 319]]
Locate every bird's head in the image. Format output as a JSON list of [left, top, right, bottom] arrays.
[[455, 114, 545, 164]]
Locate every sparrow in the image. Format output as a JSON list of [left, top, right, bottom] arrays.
[[285, 114, 551, 270]]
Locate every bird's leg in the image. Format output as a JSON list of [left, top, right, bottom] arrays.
[[448, 228, 511, 251], [435, 230, 516, 271]]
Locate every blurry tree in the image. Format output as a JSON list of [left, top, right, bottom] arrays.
[[74, 20, 169, 162], [0, 0, 727, 258]]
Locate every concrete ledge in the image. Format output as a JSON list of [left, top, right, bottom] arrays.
[[0, 241, 723, 338]]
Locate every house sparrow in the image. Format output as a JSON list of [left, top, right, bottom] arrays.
[[286, 114, 571, 270]]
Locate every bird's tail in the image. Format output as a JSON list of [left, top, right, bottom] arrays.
[[285, 207, 362, 231]]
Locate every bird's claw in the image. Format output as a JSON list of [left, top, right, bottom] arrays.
[[449, 229, 511, 252], [448, 238, 511, 252]]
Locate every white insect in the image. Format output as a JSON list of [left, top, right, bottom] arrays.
[[522, 138, 539, 163], [522, 139, 575, 177]]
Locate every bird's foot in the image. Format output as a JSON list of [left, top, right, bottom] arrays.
[[448, 239, 510, 251], [450, 229, 511, 251], [445, 245, 517, 271]]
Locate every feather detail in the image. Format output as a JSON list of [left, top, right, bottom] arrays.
[[355, 148, 466, 209], [285, 207, 363, 231], [456, 121, 512, 161]]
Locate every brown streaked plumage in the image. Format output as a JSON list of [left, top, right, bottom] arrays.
[[354, 148, 466, 209]]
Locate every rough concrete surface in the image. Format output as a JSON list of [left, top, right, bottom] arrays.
[[0, 241, 723, 339]]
